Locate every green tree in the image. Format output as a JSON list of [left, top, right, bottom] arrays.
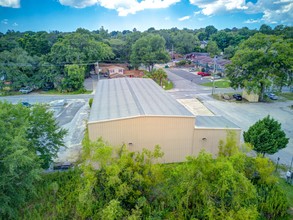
[[171, 31, 199, 54], [259, 24, 273, 35], [0, 48, 37, 90], [0, 102, 42, 219], [206, 40, 220, 58], [243, 115, 289, 156], [27, 104, 67, 168], [18, 32, 50, 56], [223, 45, 237, 59], [205, 25, 218, 39], [226, 33, 293, 101], [130, 34, 169, 71], [61, 64, 85, 92], [107, 38, 127, 61]]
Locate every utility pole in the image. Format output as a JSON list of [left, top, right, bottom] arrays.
[[213, 56, 217, 73], [212, 77, 215, 95]]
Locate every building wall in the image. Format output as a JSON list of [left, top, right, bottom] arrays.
[[243, 89, 259, 102], [88, 116, 241, 163], [192, 128, 241, 157], [88, 116, 195, 163]]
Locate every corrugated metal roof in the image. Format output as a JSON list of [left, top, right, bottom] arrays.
[[195, 116, 240, 129], [89, 78, 194, 122]]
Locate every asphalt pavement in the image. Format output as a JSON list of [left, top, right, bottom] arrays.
[[166, 68, 293, 166]]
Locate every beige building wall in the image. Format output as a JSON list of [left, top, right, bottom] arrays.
[[242, 89, 259, 102], [88, 116, 195, 163], [192, 128, 241, 157]]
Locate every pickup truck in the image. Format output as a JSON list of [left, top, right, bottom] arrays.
[[19, 86, 33, 94]]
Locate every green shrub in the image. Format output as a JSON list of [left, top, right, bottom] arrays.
[[89, 98, 93, 108]]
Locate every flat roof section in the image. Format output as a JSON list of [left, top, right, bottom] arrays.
[[177, 99, 214, 116], [89, 78, 194, 122], [195, 116, 240, 129]]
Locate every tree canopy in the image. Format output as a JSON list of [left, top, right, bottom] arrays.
[[0, 25, 292, 93], [130, 34, 170, 71], [244, 115, 289, 156], [0, 101, 66, 218], [226, 33, 293, 101]]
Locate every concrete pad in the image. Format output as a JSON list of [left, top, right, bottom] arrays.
[[177, 98, 214, 116]]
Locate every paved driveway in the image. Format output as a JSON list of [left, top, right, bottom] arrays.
[[166, 69, 293, 166]]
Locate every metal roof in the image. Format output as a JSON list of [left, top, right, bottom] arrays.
[[195, 116, 240, 129], [89, 78, 194, 122]]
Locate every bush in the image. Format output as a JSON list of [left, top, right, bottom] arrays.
[[89, 98, 93, 108]]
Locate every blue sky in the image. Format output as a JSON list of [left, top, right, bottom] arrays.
[[0, 0, 292, 33]]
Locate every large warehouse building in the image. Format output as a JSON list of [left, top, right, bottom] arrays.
[[88, 78, 241, 163]]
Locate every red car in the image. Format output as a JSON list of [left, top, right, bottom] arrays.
[[197, 72, 211, 77]]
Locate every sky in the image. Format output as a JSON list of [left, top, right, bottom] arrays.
[[0, 0, 292, 33]]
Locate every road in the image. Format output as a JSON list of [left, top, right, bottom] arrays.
[[0, 93, 94, 104], [166, 68, 293, 166]]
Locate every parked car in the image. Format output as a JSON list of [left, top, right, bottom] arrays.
[[212, 75, 221, 79], [42, 83, 54, 91], [267, 93, 278, 100], [19, 86, 33, 94], [197, 72, 211, 77], [233, 94, 242, 101], [21, 102, 32, 107]]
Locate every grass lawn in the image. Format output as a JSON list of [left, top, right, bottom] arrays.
[[201, 80, 230, 88], [280, 93, 293, 100], [0, 91, 22, 96], [163, 80, 174, 90], [39, 89, 92, 95]]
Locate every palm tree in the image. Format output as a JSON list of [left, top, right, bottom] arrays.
[[152, 69, 167, 87]]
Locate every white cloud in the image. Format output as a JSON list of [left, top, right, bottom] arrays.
[[189, 0, 292, 25], [59, 0, 180, 16], [247, 0, 293, 24], [244, 18, 261, 24], [178, 16, 190, 21], [12, 22, 18, 26], [194, 10, 201, 15], [189, 0, 247, 16], [0, 0, 20, 8], [1, 19, 8, 25], [164, 16, 170, 21]]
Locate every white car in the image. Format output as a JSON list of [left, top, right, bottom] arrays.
[[19, 86, 33, 94]]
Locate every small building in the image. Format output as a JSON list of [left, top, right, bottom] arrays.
[[88, 78, 241, 163], [124, 70, 144, 78], [107, 65, 125, 76], [200, 40, 208, 49]]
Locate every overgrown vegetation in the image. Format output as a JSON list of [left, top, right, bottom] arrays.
[[280, 93, 293, 101], [8, 132, 290, 219]]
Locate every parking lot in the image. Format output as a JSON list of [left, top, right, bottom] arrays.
[[166, 69, 293, 166]]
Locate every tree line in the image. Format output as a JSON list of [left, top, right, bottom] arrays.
[[0, 25, 292, 92]]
